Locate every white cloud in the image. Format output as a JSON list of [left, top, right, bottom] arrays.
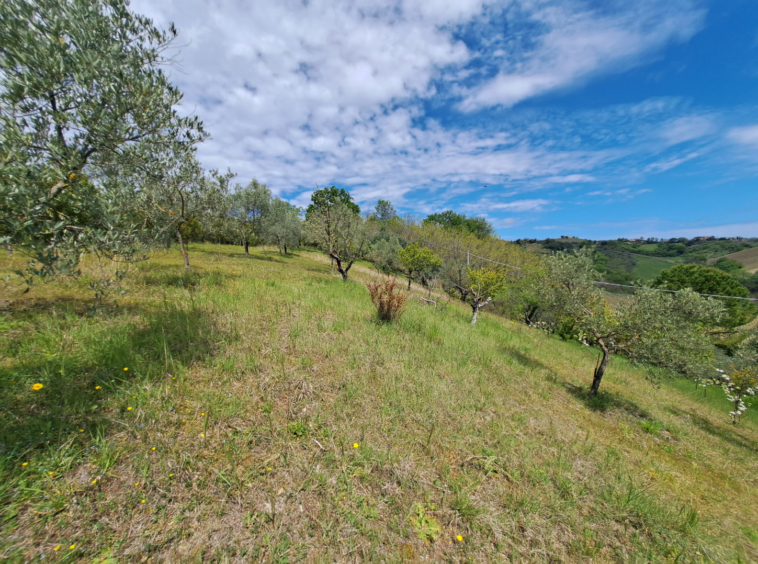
[[728, 124, 758, 147], [129, 0, 714, 217], [457, 1, 705, 111], [659, 116, 717, 146]]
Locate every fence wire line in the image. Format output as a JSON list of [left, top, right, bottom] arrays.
[[409, 234, 758, 303]]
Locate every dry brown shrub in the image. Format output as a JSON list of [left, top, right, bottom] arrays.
[[366, 277, 409, 321]]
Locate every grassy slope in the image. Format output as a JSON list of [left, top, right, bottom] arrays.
[[1, 245, 757, 563], [631, 255, 681, 282], [713, 248, 758, 274]]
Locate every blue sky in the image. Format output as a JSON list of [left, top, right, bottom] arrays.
[[133, 0, 758, 239]]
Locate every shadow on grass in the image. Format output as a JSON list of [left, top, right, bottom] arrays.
[[500, 346, 562, 383], [0, 299, 224, 459], [666, 407, 757, 453], [564, 382, 653, 419]]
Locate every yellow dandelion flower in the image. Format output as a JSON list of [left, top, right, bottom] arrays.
[[92, 479, 97, 484], [54, 544, 61, 550], [200, 433, 205, 437], [48, 471, 54, 475], [31, 383, 44, 391], [135, 482, 139, 486], [79, 429, 84, 433], [353, 443, 359, 448], [141, 499, 146, 504], [127, 407, 132, 411], [182, 419, 186, 422], [95, 386, 102, 390], [69, 544, 76, 549], [68, 173, 75, 180], [169, 473, 174, 477], [151, 447, 156, 451], [201, 412, 205, 416], [22, 462, 28, 467], [456, 535, 463, 542], [123, 367, 128, 371]]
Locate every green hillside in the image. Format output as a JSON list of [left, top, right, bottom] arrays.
[[1, 245, 757, 562], [631, 255, 681, 281]]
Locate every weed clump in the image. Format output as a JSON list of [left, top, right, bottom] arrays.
[[366, 277, 408, 321]]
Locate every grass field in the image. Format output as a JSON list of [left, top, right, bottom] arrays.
[[631, 255, 681, 281], [1, 244, 757, 562]]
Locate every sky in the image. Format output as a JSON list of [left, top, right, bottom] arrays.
[[132, 0, 758, 240]]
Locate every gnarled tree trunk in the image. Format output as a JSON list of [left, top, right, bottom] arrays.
[[589, 341, 610, 396]]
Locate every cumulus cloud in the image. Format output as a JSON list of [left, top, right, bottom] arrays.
[[129, 0, 718, 224]]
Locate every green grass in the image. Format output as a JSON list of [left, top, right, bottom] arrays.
[[1, 244, 757, 562], [631, 254, 681, 281]]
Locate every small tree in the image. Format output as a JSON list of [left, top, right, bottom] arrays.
[[541, 249, 723, 395], [398, 243, 442, 290], [143, 154, 219, 272], [306, 201, 368, 281], [370, 233, 403, 273], [706, 332, 758, 424], [229, 180, 271, 255], [262, 198, 302, 255], [466, 267, 508, 325], [375, 200, 397, 222]]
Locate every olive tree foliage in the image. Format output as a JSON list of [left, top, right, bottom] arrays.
[[306, 201, 368, 281], [397, 243, 441, 290], [368, 232, 403, 273], [229, 179, 271, 256], [140, 154, 226, 272], [652, 264, 757, 329], [0, 0, 206, 283], [262, 197, 303, 255], [541, 248, 723, 395]]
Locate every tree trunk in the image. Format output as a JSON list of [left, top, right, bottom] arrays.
[[333, 255, 350, 281], [589, 343, 610, 396], [471, 305, 480, 326], [176, 230, 191, 272], [284, 245, 288, 255], [244, 240, 249, 255], [330, 257, 334, 274], [407, 272, 412, 290], [6, 242, 12, 257]]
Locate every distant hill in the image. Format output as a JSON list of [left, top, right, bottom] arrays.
[[516, 236, 758, 285], [708, 246, 758, 274]]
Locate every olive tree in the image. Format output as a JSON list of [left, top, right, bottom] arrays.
[[229, 180, 271, 256], [141, 154, 224, 272], [398, 243, 441, 290], [466, 267, 508, 325], [541, 248, 723, 395], [262, 197, 302, 255], [0, 0, 206, 282], [306, 201, 367, 281]]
